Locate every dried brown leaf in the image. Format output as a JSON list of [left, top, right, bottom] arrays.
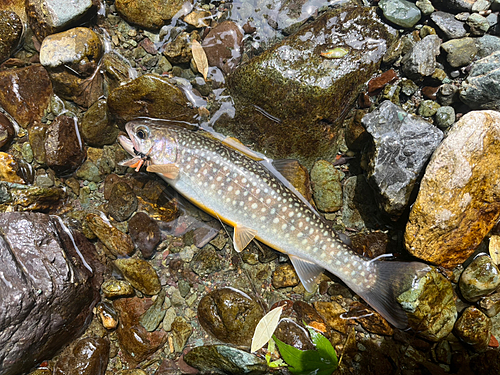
[[191, 39, 208, 80]]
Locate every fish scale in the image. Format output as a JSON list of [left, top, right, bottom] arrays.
[[119, 119, 430, 329]]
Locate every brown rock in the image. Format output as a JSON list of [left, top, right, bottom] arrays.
[[272, 263, 299, 289], [81, 98, 119, 147], [454, 306, 492, 351], [114, 258, 161, 295], [0, 152, 24, 183], [368, 69, 398, 94], [0, 0, 27, 25], [163, 31, 197, 65], [348, 301, 394, 336], [171, 317, 193, 353], [313, 301, 348, 334], [184, 9, 211, 28], [54, 337, 109, 375], [101, 279, 135, 298], [85, 213, 134, 257], [202, 21, 243, 74], [273, 159, 313, 204], [107, 181, 137, 222], [128, 212, 161, 258], [0, 10, 23, 63], [0, 65, 52, 128], [405, 110, 500, 267], [115, 0, 193, 29], [293, 301, 328, 334], [274, 318, 314, 351], [0, 112, 14, 149]]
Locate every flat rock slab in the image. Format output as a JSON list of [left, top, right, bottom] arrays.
[[0, 212, 103, 375], [405, 110, 500, 267]]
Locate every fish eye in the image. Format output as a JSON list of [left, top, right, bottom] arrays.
[[136, 128, 147, 140]]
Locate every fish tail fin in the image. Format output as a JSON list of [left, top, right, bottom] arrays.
[[347, 261, 430, 329]]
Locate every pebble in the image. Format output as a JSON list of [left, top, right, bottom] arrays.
[[417, 99, 441, 117], [460, 51, 500, 110], [190, 244, 222, 276], [467, 13, 490, 35], [201, 21, 243, 75], [348, 301, 394, 336], [454, 306, 492, 351], [183, 9, 211, 28], [430, 11, 467, 39], [435, 106, 456, 129], [272, 263, 299, 289], [76, 160, 101, 183], [140, 289, 166, 331], [401, 34, 441, 80], [378, 0, 421, 28], [171, 316, 193, 353], [163, 31, 196, 65], [432, 0, 474, 12], [478, 292, 500, 317], [273, 159, 313, 204], [81, 98, 119, 147], [0, 152, 24, 184], [310, 160, 343, 212], [361, 100, 443, 218], [441, 37, 478, 68], [197, 287, 264, 346], [115, 0, 190, 29], [107, 181, 138, 222], [0, 10, 23, 63], [128, 212, 161, 258], [293, 301, 329, 334], [114, 258, 161, 295], [96, 302, 119, 329], [313, 301, 348, 334], [416, 0, 435, 15], [86, 213, 134, 257], [437, 83, 459, 105], [0, 113, 14, 149], [459, 255, 500, 302], [162, 307, 177, 331], [274, 318, 315, 351], [405, 111, 500, 267], [53, 337, 109, 375]]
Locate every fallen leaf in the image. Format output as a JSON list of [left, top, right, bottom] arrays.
[[191, 39, 208, 80], [251, 305, 283, 353], [490, 235, 500, 265]]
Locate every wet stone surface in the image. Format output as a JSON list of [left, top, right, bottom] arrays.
[[0, 10, 23, 63], [460, 255, 500, 302], [454, 306, 492, 352], [128, 212, 161, 258], [53, 336, 109, 375], [114, 258, 161, 295]]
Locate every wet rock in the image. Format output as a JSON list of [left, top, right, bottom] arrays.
[[101, 279, 135, 298], [341, 175, 381, 230], [405, 111, 500, 267], [76, 160, 101, 183], [140, 289, 166, 331], [163, 31, 197, 65], [202, 21, 244, 75], [107, 74, 198, 126], [459, 255, 500, 302], [441, 37, 478, 67], [190, 244, 222, 276], [417, 99, 441, 117], [274, 318, 315, 351], [361, 100, 443, 218], [115, 0, 191, 29], [437, 83, 459, 106], [0, 65, 52, 128], [430, 11, 467, 40], [53, 337, 109, 375], [0, 113, 14, 149], [0, 181, 65, 212], [184, 9, 211, 28], [96, 301, 119, 329], [114, 258, 161, 295], [467, 13, 490, 35], [469, 349, 500, 373], [397, 267, 457, 342], [101, 52, 135, 92], [172, 316, 193, 352], [348, 301, 394, 336], [475, 35, 500, 58], [197, 287, 264, 346], [45, 115, 86, 174], [432, 0, 474, 12], [81, 98, 119, 147], [107, 181, 137, 222], [478, 292, 500, 317], [460, 51, 500, 110], [184, 345, 267, 375], [314, 301, 348, 334], [368, 69, 398, 94], [293, 301, 328, 333], [86, 213, 135, 257], [401, 34, 441, 80], [0, 10, 22, 63], [40, 27, 103, 107], [0, 212, 102, 375], [378, 0, 421, 28], [225, 7, 396, 167], [272, 263, 299, 289], [454, 306, 492, 351], [25, 0, 94, 41], [310, 160, 343, 212], [0, 153, 24, 184], [128, 212, 161, 258], [114, 297, 167, 364], [435, 106, 456, 129], [273, 159, 313, 204]]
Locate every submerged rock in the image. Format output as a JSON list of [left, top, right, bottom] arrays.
[[405, 111, 500, 267], [310, 160, 343, 213], [202, 21, 244, 75], [0, 212, 103, 375], [85, 213, 134, 257], [459, 255, 500, 302], [107, 181, 137, 222], [0, 113, 15, 149], [81, 98, 119, 147], [115, 0, 192, 29], [0, 10, 23, 63], [361, 100, 443, 218], [53, 337, 109, 375], [274, 318, 315, 351], [128, 212, 161, 258], [225, 6, 397, 166], [454, 306, 492, 351], [114, 258, 161, 295]]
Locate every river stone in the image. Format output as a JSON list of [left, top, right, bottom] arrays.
[[478, 292, 500, 317], [431, 0, 474, 12], [460, 51, 500, 110], [107, 181, 138, 222], [417, 99, 441, 117], [435, 106, 456, 129], [184, 345, 267, 375], [53, 337, 109, 375], [476, 35, 500, 58], [0, 113, 14, 150], [454, 306, 492, 351], [459, 255, 500, 302], [361, 100, 443, 218], [101, 279, 135, 298], [45, 115, 86, 174], [171, 316, 193, 353], [140, 289, 166, 332], [0, 10, 22, 63], [405, 111, 500, 267], [197, 287, 264, 346], [272, 263, 299, 289], [310, 160, 343, 212], [0, 65, 52, 128], [401, 34, 441, 80], [190, 244, 222, 276], [0, 181, 65, 211], [397, 267, 457, 342], [437, 83, 459, 106], [116, 0, 191, 29], [85, 213, 135, 257], [430, 11, 467, 39], [274, 318, 315, 351], [416, 0, 434, 15], [342, 175, 381, 230], [114, 258, 161, 295], [0, 153, 24, 184], [81, 98, 119, 147], [224, 7, 397, 167], [0, 212, 103, 375], [26, 0, 94, 41], [128, 212, 161, 258], [378, 0, 421, 28], [107, 74, 199, 126], [441, 37, 478, 67], [467, 13, 490, 35]]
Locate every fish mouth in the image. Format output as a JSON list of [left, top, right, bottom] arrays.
[[118, 133, 135, 156]]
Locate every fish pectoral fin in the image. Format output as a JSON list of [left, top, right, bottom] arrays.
[[233, 225, 258, 252], [289, 255, 324, 293], [146, 164, 180, 179], [120, 157, 142, 167]]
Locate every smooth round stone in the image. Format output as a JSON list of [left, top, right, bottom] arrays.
[[101, 279, 135, 298], [379, 0, 421, 28], [128, 212, 161, 258], [107, 181, 137, 222], [459, 254, 500, 302], [53, 337, 109, 375], [435, 106, 455, 129], [454, 306, 492, 351], [81, 98, 119, 147], [417, 100, 441, 117], [114, 258, 161, 295], [0, 10, 22, 63]]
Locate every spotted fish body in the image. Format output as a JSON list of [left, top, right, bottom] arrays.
[[120, 119, 430, 328]]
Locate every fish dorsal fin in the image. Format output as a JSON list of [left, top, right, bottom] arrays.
[[233, 224, 258, 252], [289, 255, 324, 292], [147, 164, 180, 180], [221, 137, 264, 161]]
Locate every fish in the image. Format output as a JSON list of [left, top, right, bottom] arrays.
[[119, 118, 430, 329]]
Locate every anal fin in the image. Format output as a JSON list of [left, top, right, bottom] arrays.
[[289, 255, 324, 292], [147, 164, 180, 180], [233, 225, 257, 252]]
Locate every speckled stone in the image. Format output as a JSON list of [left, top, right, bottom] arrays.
[[467, 13, 490, 35], [435, 106, 455, 129], [454, 306, 492, 351], [86, 213, 134, 257], [459, 255, 500, 302], [114, 258, 161, 295], [81, 98, 119, 147], [107, 181, 137, 222], [128, 212, 161, 258], [441, 37, 478, 68], [101, 279, 135, 298], [272, 263, 299, 289], [401, 35, 441, 80], [0, 10, 23, 63], [417, 99, 441, 117], [430, 11, 467, 39], [310, 160, 343, 212], [190, 244, 221, 276]]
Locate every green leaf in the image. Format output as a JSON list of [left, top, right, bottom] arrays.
[[307, 327, 338, 366]]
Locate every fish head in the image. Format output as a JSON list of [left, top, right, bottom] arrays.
[[119, 120, 178, 165]]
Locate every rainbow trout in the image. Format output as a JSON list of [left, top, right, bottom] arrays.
[[119, 119, 430, 328]]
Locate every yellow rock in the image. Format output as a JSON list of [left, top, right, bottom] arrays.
[[0, 152, 24, 184]]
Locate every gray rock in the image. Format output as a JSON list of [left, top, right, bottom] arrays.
[[341, 175, 382, 230], [441, 37, 478, 67], [472, 0, 492, 11], [430, 11, 467, 40], [378, 0, 421, 28], [0, 212, 102, 375], [459, 255, 500, 302], [475, 35, 500, 58], [416, 0, 435, 15], [431, 0, 474, 12], [435, 106, 456, 129], [460, 51, 500, 109], [402, 34, 441, 80], [467, 13, 491, 35], [361, 100, 443, 218], [437, 83, 459, 105]]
